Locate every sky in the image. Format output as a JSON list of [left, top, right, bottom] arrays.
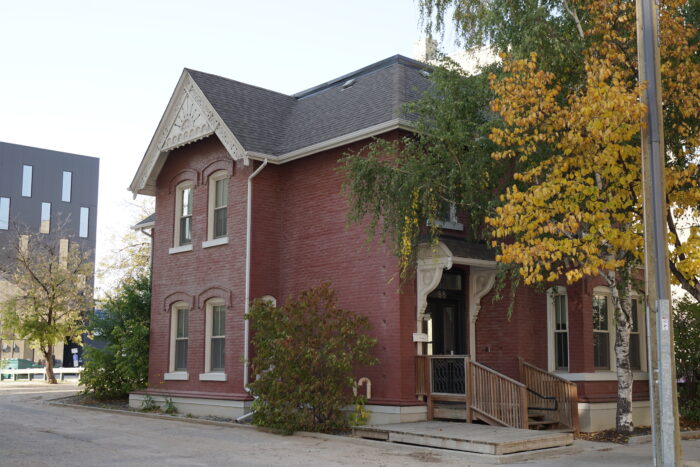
[[0, 0, 452, 292]]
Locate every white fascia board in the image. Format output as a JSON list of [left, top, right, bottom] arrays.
[[246, 118, 415, 165]]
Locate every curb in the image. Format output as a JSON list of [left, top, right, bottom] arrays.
[[627, 430, 700, 445]]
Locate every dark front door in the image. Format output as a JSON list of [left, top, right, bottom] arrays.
[[428, 299, 465, 355]]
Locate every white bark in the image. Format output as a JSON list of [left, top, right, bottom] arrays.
[[612, 280, 634, 434]]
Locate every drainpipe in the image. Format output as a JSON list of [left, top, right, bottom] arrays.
[[244, 158, 268, 391]]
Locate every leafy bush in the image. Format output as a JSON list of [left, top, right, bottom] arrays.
[[674, 295, 700, 422], [80, 274, 150, 399], [248, 283, 378, 433]]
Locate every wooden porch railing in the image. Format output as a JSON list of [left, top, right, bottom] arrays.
[[469, 361, 529, 429], [416, 355, 529, 429], [518, 358, 579, 433]]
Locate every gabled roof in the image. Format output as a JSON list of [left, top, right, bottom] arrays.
[[130, 55, 430, 196]]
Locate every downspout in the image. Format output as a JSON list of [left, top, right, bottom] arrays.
[[244, 158, 268, 391]]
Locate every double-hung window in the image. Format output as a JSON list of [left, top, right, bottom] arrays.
[[204, 171, 228, 247], [165, 303, 189, 380], [592, 289, 645, 372], [171, 182, 194, 253], [592, 294, 610, 370], [548, 286, 569, 371], [200, 300, 227, 381]]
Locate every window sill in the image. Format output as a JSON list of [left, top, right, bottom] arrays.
[[169, 244, 193, 254], [553, 371, 648, 381], [163, 371, 189, 381], [202, 237, 229, 249], [199, 372, 227, 382], [434, 220, 464, 231]]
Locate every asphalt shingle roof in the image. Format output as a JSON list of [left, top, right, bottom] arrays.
[[186, 55, 430, 158]]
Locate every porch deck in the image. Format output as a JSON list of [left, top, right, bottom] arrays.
[[353, 421, 574, 455]]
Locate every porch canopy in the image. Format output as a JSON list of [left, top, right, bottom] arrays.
[[415, 237, 498, 358]]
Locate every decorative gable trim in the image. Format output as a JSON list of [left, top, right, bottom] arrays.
[[129, 70, 249, 197]]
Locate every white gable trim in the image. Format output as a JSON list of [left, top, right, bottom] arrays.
[[129, 70, 248, 197]]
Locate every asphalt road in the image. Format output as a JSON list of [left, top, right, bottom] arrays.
[[1, 382, 699, 466]]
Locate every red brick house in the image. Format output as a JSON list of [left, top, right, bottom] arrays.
[[128, 55, 650, 432]]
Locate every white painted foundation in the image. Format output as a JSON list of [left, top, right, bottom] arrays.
[[578, 401, 651, 432], [128, 393, 252, 419]]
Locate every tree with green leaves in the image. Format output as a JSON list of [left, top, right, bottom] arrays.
[[80, 273, 151, 399], [0, 226, 93, 384], [247, 283, 377, 433], [345, 0, 700, 434]]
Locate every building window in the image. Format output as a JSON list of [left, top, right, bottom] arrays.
[[0, 197, 9, 230], [548, 287, 569, 371], [62, 171, 72, 202], [171, 305, 189, 372], [207, 171, 228, 241], [204, 301, 226, 374], [79, 207, 89, 238], [592, 289, 645, 372], [630, 298, 643, 370], [22, 165, 32, 197], [433, 202, 464, 231], [174, 182, 193, 247], [40, 202, 51, 234]]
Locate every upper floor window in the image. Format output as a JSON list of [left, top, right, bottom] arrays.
[[22, 165, 32, 197], [433, 202, 464, 231], [79, 207, 89, 238], [547, 286, 569, 371], [40, 202, 51, 234], [208, 171, 228, 241], [62, 171, 72, 202], [174, 182, 193, 247], [0, 197, 9, 230]]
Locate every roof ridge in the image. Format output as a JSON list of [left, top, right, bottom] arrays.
[[185, 68, 295, 100], [292, 54, 429, 99]]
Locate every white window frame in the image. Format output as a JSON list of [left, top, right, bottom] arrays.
[[592, 286, 647, 373], [547, 286, 570, 372], [22, 165, 32, 197], [165, 302, 189, 381], [62, 171, 72, 203], [170, 181, 194, 254], [200, 299, 227, 381], [433, 202, 464, 231], [203, 171, 229, 248]]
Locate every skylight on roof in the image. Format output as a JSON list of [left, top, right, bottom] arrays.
[[342, 78, 356, 89]]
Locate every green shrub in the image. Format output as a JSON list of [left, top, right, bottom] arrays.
[[80, 274, 150, 399], [674, 295, 700, 422], [248, 283, 378, 433]]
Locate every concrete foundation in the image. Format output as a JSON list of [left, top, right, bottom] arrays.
[[578, 400, 651, 432], [129, 393, 252, 419]]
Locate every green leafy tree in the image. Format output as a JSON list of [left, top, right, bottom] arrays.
[[247, 283, 378, 433], [0, 226, 93, 384], [80, 273, 150, 399], [674, 295, 700, 422]]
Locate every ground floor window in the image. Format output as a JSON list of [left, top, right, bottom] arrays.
[[592, 287, 645, 372], [170, 304, 189, 373], [548, 286, 569, 371]]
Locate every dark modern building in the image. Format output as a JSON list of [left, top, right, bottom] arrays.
[[0, 141, 99, 366]]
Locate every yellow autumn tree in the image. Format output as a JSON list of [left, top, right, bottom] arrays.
[[487, 0, 700, 433]]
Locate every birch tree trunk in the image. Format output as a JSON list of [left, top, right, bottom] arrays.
[[613, 282, 634, 434]]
